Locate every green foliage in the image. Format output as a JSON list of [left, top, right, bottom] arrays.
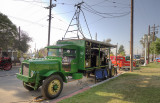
[[38, 48, 47, 58], [0, 12, 32, 53], [0, 12, 18, 49], [140, 34, 157, 48], [119, 51, 126, 56], [150, 38, 160, 55], [18, 31, 32, 53], [118, 45, 125, 56], [17, 51, 21, 58], [38, 52, 44, 58], [110, 51, 114, 56]]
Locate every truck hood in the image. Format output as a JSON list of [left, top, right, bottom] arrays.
[[23, 58, 61, 71]]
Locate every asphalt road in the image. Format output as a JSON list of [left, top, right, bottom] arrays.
[[0, 66, 95, 103]]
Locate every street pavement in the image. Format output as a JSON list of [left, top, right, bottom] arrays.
[[0, 66, 95, 103]]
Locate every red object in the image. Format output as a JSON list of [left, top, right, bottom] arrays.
[[110, 56, 136, 69], [0, 57, 12, 71], [154, 59, 160, 62]]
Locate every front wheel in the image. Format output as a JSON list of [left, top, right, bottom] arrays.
[[41, 75, 63, 99]]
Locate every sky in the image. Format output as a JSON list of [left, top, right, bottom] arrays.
[[0, 0, 160, 55]]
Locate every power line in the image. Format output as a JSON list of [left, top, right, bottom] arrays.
[[55, 2, 74, 6], [7, 15, 67, 31], [82, 3, 130, 18], [53, 11, 74, 15], [107, 0, 131, 6], [14, 0, 47, 7], [14, 0, 48, 4], [90, 0, 109, 6]]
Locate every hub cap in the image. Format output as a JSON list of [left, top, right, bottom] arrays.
[[48, 79, 61, 95]]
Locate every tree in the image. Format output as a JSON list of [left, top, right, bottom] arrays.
[[110, 51, 114, 56], [103, 38, 111, 43], [119, 51, 126, 56], [0, 12, 18, 50], [140, 34, 157, 48], [150, 38, 160, 55], [0, 12, 32, 53], [118, 45, 125, 56], [38, 48, 47, 58], [17, 31, 32, 53]]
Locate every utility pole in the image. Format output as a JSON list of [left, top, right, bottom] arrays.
[[147, 25, 150, 63], [152, 24, 155, 41], [152, 24, 159, 41], [48, 0, 52, 47], [116, 43, 118, 67], [130, 0, 134, 72], [46, 0, 56, 54], [95, 32, 97, 41], [18, 26, 22, 57], [19, 26, 21, 43], [151, 24, 159, 61]]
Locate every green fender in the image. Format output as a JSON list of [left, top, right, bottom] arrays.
[[42, 71, 67, 83]]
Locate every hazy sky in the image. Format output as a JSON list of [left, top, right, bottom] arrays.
[[0, 0, 160, 55]]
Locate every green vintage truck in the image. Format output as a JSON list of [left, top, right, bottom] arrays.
[[16, 39, 116, 99]]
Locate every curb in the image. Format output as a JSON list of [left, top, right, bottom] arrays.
[[90, 73, 123, 88], [52, 73, 124, 103]]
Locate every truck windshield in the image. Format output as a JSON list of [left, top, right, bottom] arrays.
[[48, 48, 63, 57]]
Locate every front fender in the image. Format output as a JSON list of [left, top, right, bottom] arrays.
[[42, 71, 67, 83]]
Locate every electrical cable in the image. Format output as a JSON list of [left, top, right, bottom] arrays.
[[83, 2, 130, 17]]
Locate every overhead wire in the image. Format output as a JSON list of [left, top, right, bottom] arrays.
[[7, 15, 67, 32], [90, 0, 110, 6], [13, 0, 47, 7], [82, 2, 130, 18], [107, 0, 131, 6], [14, 0, 48, 4]]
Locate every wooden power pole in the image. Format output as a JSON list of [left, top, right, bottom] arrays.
[[148, 25, 150, 63], [48, 0, 53, 47], [130, 0, 134, 72], [46, 0, 56, 55]]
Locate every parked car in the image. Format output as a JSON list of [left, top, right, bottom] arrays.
[[154, 58, 160, 62], [140, 57, 145, 64]]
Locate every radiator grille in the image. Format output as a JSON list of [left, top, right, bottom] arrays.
[[23, 64, 29, 76]]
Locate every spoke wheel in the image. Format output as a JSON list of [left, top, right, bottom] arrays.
[[3, 62, 12, 71], [41, 75, 63, 99]]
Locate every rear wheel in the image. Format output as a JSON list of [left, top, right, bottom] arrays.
[[3, 62, 12, 71], [41, 75, 63, 99], [23, 82, 34, 91]]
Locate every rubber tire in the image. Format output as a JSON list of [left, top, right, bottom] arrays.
[[23, 82, 34, 91], [3, 62, 12, 71], [41, 75, 63, 99]]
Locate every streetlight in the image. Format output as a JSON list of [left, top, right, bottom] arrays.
[[143, 35, 150, 66]]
